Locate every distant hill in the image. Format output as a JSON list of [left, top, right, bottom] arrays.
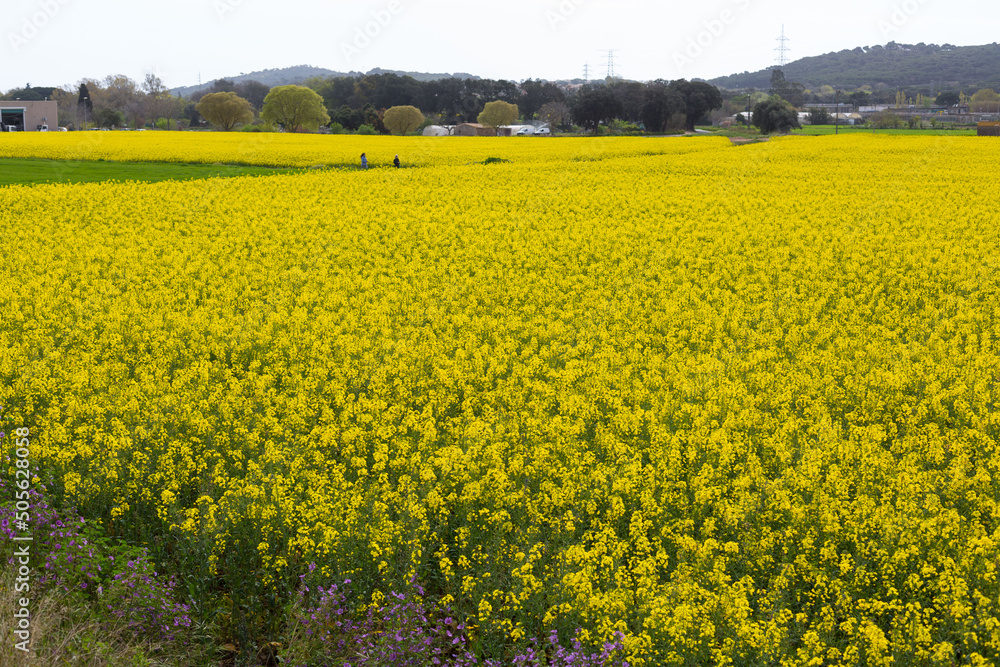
[[366, 68, 481, 82], [710, 42, 1000, 92], [172, 66, 352, 98], [172, 65, 480, 98]]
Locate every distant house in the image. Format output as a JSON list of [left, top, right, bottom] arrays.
[[422, 125, 451, 136], [830, 113, 862, 125], [454, 122, 510, 137], [978, 121, 1000, 136], [1, 100, 58, 131]]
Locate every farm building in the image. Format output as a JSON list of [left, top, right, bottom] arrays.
[[0, 100, 58, 131], [422, 125, 451, 136], [978, 121, 1000, 136], [454, 123, 510, 137]]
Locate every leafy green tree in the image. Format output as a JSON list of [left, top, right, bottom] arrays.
[[970, 88, 1000, 112], [753, 97, 801, 134], [870, 111, 904, 129], [308, 76, 364, 111], [641, 81, 685, 133], [768, 69, 806, 108], [330, 105, 364, 131], [935, 91, 960, 107], [362, 104, 387, 134], [849, 91, 871, 108], [2, 83, 56, 101], [383, 105, 424, 135], [610, 80, 647, 123], [477, 100, 519, 135], [262, 85, 330, 133], [518, 79, 565, 119], [196, 92, 254, 131], [95, 107, 124, 129], [207, 78, 237, 95], [807, 107, 831, 125], [424, 77, 467, 123], [571, 85, 624, 133], [668, 80, 723, 131]]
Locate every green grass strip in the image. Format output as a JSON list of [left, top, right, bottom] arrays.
[[0, 157, 307, 187]]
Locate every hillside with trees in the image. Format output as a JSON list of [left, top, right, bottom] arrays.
[[171, 66, 351, 99], [710, 42, 1000, 93], [172, 66, 480, 99]]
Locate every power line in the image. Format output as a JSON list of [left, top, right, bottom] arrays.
[[775, 25, 790, 68]]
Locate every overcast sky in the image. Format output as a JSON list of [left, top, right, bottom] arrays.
[[4, 0, 998, 92]]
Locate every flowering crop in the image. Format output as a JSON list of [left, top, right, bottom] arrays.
[[0, 131, 711, 168], [1, 134, 999, 665]]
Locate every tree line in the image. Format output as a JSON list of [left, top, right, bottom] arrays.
[[2, 72, 727, 134]]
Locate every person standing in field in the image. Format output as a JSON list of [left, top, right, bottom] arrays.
[[393, 154, 400, 168], [361, 153, 368, 170]]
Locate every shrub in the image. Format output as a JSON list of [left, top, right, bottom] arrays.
[[285, 574, 478, 667], [238, 121, 277, 133], [753, 98, 801, 134], [871, 111, 904, 129], [0, 474, 192, 653]]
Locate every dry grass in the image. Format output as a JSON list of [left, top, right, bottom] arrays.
[[0, 569, 204, 667]]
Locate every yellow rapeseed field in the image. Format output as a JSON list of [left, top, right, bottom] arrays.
[[0, 131, 714, 167], [1, 134, 999, 665]]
